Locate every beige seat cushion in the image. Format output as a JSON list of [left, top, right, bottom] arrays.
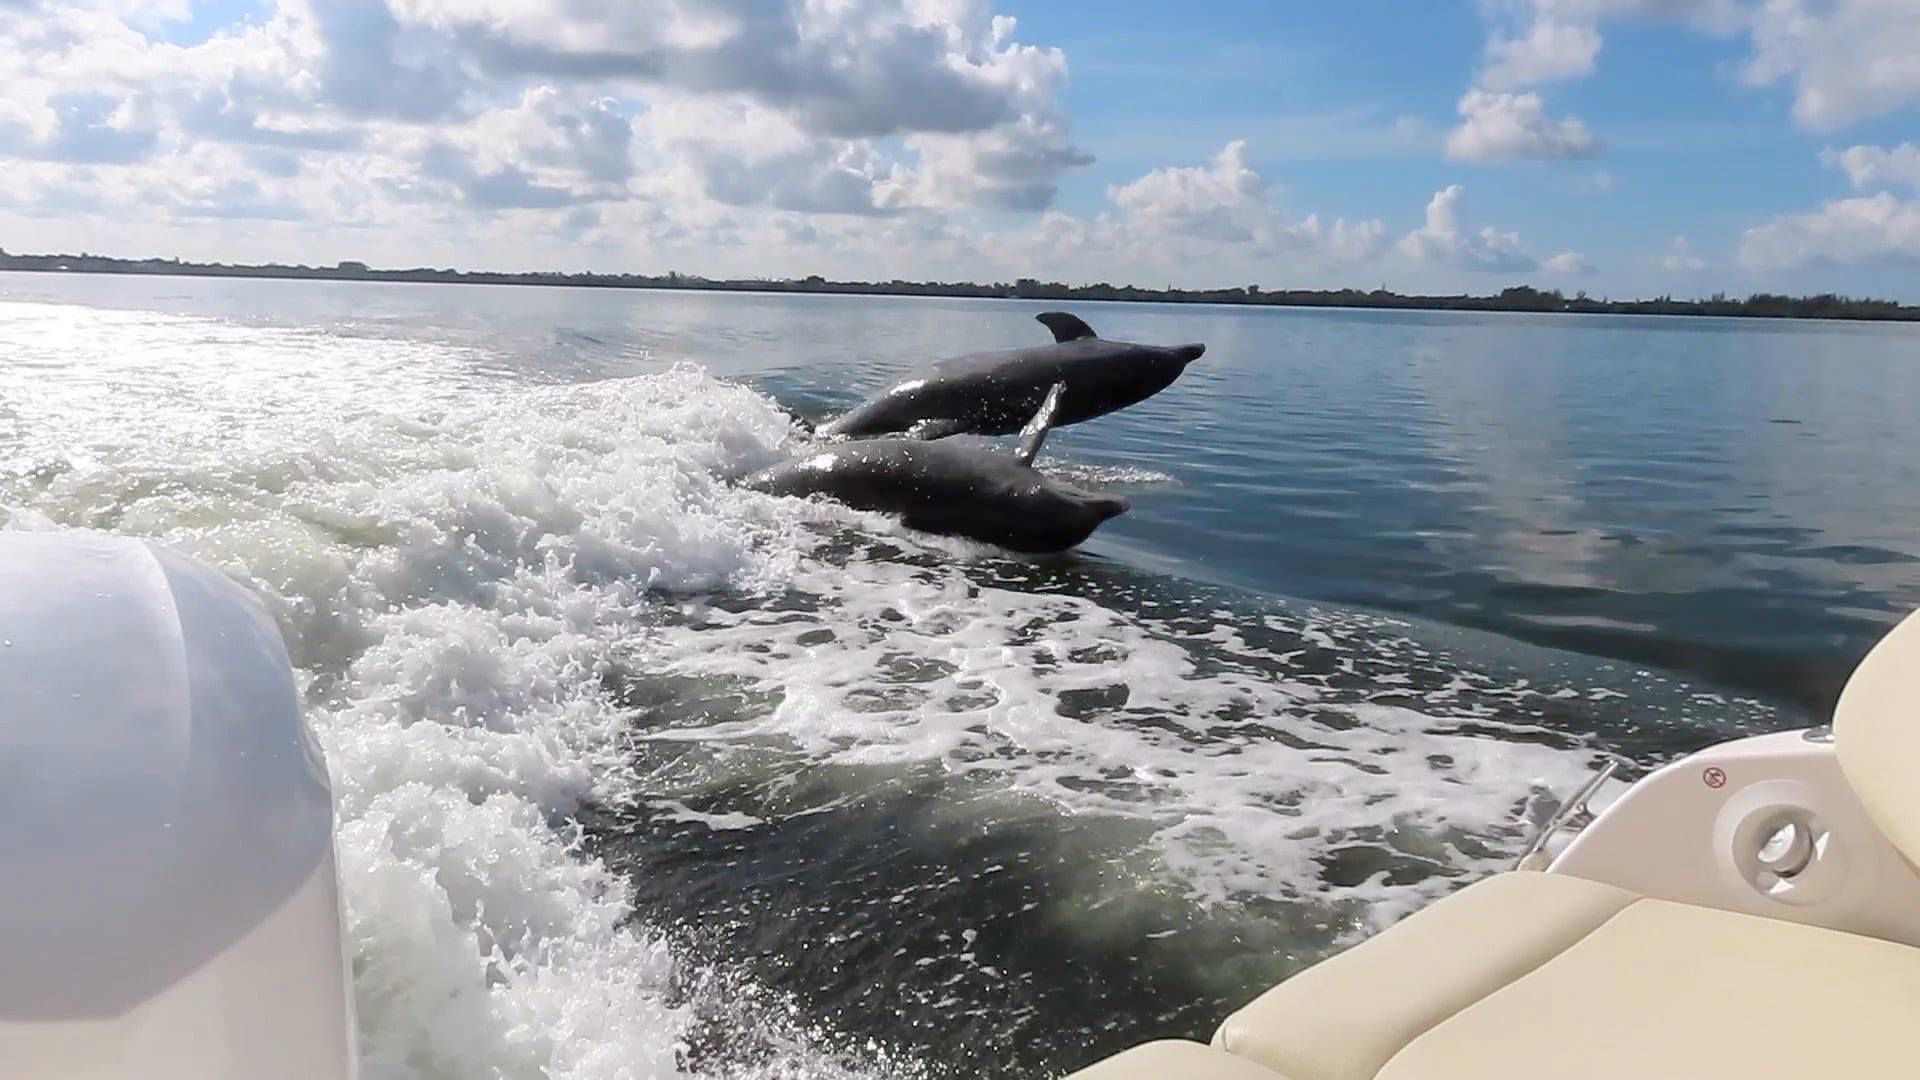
[[1214, 872, 1639, 1080], [1379, 896, 1920, 1078], [1064, 1040, 1290, 1079], [1835, 607, 1920, 867]]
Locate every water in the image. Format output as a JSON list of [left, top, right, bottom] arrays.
[[3, 272, 1917, 1078]]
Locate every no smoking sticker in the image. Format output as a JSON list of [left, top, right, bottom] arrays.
[[1703, 766, 1727, 789]]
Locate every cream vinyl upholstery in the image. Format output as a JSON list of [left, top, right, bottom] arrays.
[[1378, 895, 1920, 1077], [1212, 872, 1920, 1080], [1212, 872, 1637, 1080], [1063, 1039, 1289, 1079], [1835, 608, 1920, 870]]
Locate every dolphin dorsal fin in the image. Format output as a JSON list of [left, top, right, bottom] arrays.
[[1036, 312, 1097, 343], [1016, 382, 1066, 466]]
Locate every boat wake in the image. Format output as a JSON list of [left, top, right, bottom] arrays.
[[0, 300, 1776, 1077]]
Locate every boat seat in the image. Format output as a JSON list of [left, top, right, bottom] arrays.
[[1064, 1039, 1290, 1079], [1213, 870, 1920, 1079]]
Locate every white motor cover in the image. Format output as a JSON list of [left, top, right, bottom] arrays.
[[0, 531, 356, 1078]]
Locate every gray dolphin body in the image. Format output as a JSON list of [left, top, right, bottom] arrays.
[[818, 312, 1205, 441], [747, 384, 1127, 553]]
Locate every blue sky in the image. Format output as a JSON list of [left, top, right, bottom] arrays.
[[1011, 1, 1919, 299], [1, 1, 1917, 299]]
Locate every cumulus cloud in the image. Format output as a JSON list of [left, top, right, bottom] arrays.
[[1481, 20, 1602, 90], [1451, 0, 1739, 162], [1823, 143, 1920, 192], [1298, 215, 1394, 266], [1659, 235, 1708, 271], [1398, 185, 1538, 272], [1473, 0, 1739, 89], [166, 176, 305, 221], [418, 0, 1094, 214], [1108, 140, 1269, 243], [963, 141, 1392, 287], [1544, 250, 1596, 274], [638, 95, 915, 217], [0, 0, 1093, 250], [0, 93, 159, 164], [309, 0, 472, 123], [1445, 90, 1599, 163], [1448, 0, 1920, 172], [1469, 0, 1920, 134], [436, 0, 1054, 139], [417, 143, 577, 210], [1102, 141, 1389, 264], [1738, 193, 1920, 268], [1745, 0, 1920, 131], [924, 124, 1092, 211]]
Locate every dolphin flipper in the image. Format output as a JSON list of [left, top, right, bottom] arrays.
[[1035, 312, 1097, 343], [1015, 382, 1066, 466]]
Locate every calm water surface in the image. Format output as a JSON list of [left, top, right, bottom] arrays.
[[4, 272, 1917, 1078]]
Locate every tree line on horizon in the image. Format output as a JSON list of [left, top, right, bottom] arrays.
[[2, 247, 1913, 322]]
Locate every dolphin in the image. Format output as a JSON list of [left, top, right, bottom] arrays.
[[818, 312, 1205, 441], [747, 383, 1128, 554]]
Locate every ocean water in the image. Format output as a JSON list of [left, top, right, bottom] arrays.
[[3, 272, 1918, 1078]]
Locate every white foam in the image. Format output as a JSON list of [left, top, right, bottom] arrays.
[[650, 799, 767, 831], [646, 550, 1603, 927], [0, 300, 817, 1079]]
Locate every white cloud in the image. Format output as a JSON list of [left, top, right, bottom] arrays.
[[1445, 90, 1599, 163], [1452, 0, 1740, 163], [398, 86, 638, 212], [904, 111, 1094, 212], [1544, 250, 1596, 274], [1398, 185, 1538, 272], [0, 5, 1422, 293], [257, 0, 1070, 145], [1659, 235, 1708, 271], [966, 141, 1391, 287], [1745, 0, 1920, 131], [1823, 143, 1920, 192], [1108, 139, 1268, 243], [639, 95, 916, 217], [1482, 20, 1602, 90], [1453, 0, 1920, 172], [1739, 193, 1920, 268], [1295, 214, 1393, 266], [1468, 0, 1918, 135], [1102, 141, 1389, 265], [0, 0, 1093, 247], [1474, 0, 1741, 87], [0, 92, 158, 163]]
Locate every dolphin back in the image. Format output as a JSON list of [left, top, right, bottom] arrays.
[[745, 438, 1127, 553], [819, 320, 1206, 441]]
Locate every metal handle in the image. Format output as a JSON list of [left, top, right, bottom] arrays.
[[1514, 759, 1620, 871]]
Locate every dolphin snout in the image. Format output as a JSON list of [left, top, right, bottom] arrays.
[[1096, 495, 1131, 521], [1175, 343, 1206, 364]]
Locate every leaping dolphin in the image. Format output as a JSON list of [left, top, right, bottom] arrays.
[[747, 383, 1128, 554], [818, 312, 1205, 441]]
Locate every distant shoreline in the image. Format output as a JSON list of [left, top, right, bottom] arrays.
[[3, 250, 1915, 323]]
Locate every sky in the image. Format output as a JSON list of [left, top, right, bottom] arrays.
[[1, 0, 1917, 299]]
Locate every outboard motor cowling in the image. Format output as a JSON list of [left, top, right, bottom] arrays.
[[0, 531, 357, 1079]]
